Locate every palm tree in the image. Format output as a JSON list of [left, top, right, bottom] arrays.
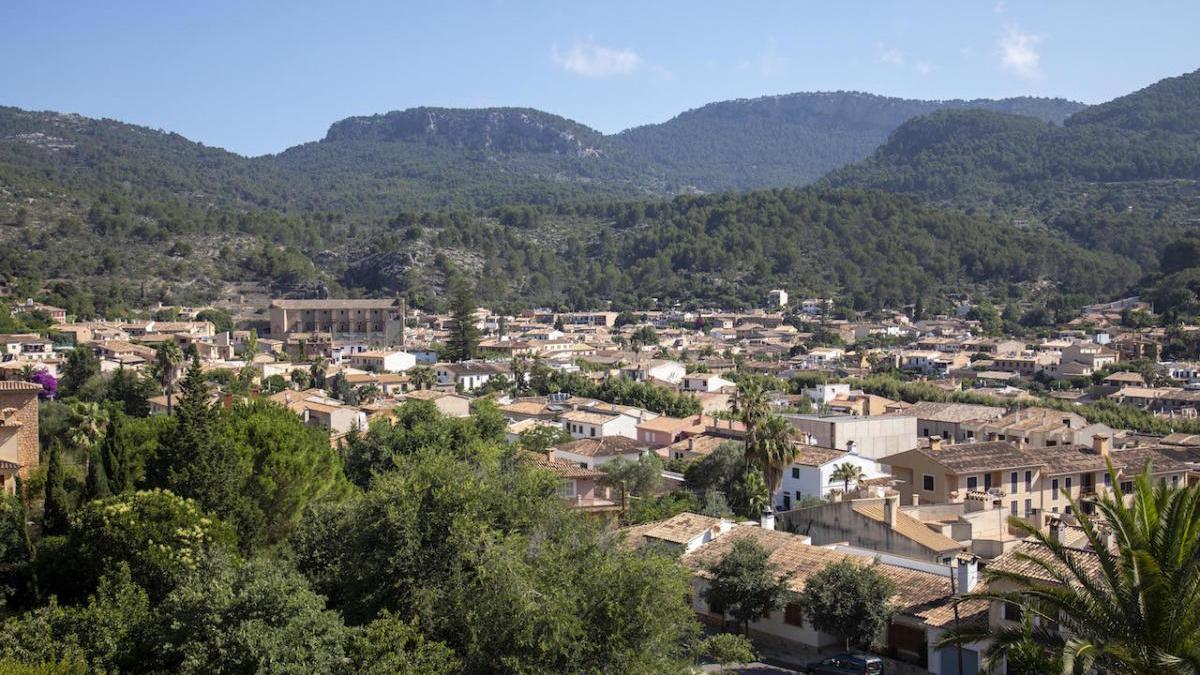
[[731, 380, 770, 453], [357, 384, 382, 404], [68, 400, 109, 468], [751, 415, 799, 504], [829, 462, 867, 495], [409, 365, 436, 390], [154, 341, 184, 415], [939, 461, 1200, 674]]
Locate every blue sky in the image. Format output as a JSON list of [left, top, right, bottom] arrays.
[[2, 1, 1197, 156]]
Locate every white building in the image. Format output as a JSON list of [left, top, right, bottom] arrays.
[[682, 373, 735, 393], [775, 446, 886, 510], [349, 350, 416, 373], [803, 382, 851, 405], [768, 289, 789, 307], [559, 409, 639, 440]]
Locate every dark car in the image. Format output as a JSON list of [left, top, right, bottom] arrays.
[[804, 652, 884, 675]]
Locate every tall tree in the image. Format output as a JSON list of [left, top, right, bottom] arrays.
[[98, 412, 133, 495], [83, 448, 111, 501], [731, 380, 770, 458], [703, 538, 791, 636], [444, 277, 480, 362], [41, 441, 72, 536], [750, 415, 798, 504], [154, 342, 184, 416], [59, 346, 100, 397], [801, 560, 895, 651]]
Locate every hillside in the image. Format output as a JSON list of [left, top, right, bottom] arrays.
[[613, 92, 1083, 191], [824, 69, 1200, 270]]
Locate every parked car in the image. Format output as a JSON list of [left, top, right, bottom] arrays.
[[803, 652, 883, 674]]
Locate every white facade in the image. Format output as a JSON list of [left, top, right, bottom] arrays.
[[803, 383, 851, 405], [776, 453, 884, 509], [561, 413, 639, 440], [682, 373, 735, 393], [767, 289, 789, 307], [350, 350, 416, 373]]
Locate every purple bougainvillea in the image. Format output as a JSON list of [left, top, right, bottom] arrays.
[[29, 369, 57, 400]]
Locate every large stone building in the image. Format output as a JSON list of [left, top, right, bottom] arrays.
[[268, 299, 405, 344], [0, 381, 40, 493]]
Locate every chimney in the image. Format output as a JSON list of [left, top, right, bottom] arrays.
[[760, 506, 776, 531], [1052, 517, 1068, 544], [929, 436, 943, 452], [546, 448, 556, 462], [911, 494, 920, 507], [1092, 434, 1111, 458], [883, 494, 900, 528], [954, 554, 979, 594]]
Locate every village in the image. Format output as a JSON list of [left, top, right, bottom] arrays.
[[4, 287, 1199, 673]]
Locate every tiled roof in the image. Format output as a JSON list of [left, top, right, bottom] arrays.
[[851, 501, 963, 554], [636, 513, 723, 545], [986, 539, 1103, 587], [924, 441, 1044, 473], [792, 445, 847, 467], [529, 452, 601, 479], [560, 410, 619, 425], [0, 381, 41, 392], [662, 434, 731, 457], [553, 436, 642, 458], [903, 401, 1006, 424], [680, 526, 982, 624]]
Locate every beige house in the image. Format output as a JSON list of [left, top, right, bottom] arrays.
[[0, 381, 39, 493], [881, 437, 1191, 523]]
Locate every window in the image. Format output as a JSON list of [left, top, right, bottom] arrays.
[[923, 474, 935, 492], [1052, 507, 1059, 514], [1173, 475, 1180, 487], [1010, 471, 1018, 493], [589, 428, 596, 438], [792, 467, 800, 479], [967, 476, 978, 490], [984, 473, 993, 490], [1121, 481, 1134, 493], [1065, 477, 1072, 491], [1024, 498, 1032, 515], [784, 602, 805, 626], [1004, 602, 1024, 622], [1010, 501, 1018, 515], [922, 428, 930, 437], [1052, 479, 1060, 500], [1025, 470, 1033, 491], [1104, 473, 1112, 487]]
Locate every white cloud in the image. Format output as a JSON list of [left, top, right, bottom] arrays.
[[552, 42, 641, 78], [878, 43, 905, 67], [914, 61, 934, 76], [738, 37, 788, 78], [998, 26, 1043, 80]]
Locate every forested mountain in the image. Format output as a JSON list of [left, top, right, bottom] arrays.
[[825, 69, 1200, 271], [1, 92, 1084, 216], [4, 71, 1200, 316], [614, 92, 1083, 191]]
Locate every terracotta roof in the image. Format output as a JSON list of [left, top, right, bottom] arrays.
[[792, 445, 847, 467], [636, 415, 703, 433], [0, 381, 41, 392], [986, 539, 1103, 587], [633, 512, 723, 545], [922, 441, 1045, 473], [560, 410, 620, 426], [851, 501, 963, 553], [553, 436, 642, 458], [662, 434, 730, 457], [902, 401, 1006, 424], [681, 526, 983, 625], [529, 452, 602, 479]]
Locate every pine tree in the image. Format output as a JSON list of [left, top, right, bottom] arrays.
[[445, 277, 480, 362], [42, 441, 72, 535]]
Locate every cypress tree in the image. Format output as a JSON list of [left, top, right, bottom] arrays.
[[42, 441, 72, 535], [84, 447, 111, 501], [100, 412, 132, 494]]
